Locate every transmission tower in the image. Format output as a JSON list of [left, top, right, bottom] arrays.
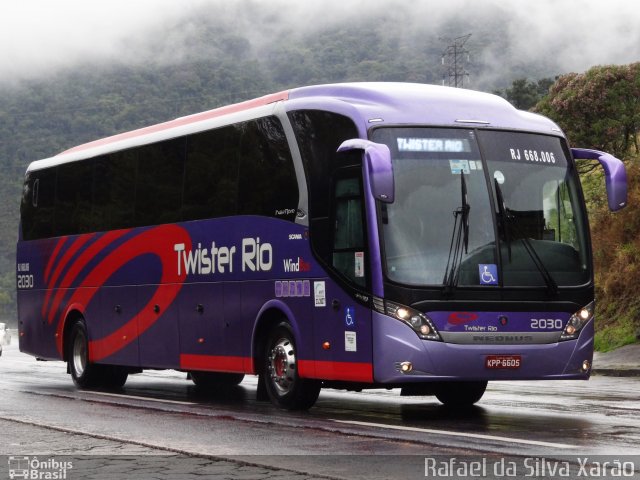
[[441, 34, 472, 88]]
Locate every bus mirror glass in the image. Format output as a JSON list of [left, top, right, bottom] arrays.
[[571, 148, 627, 212], [338, 139, 394, 203]]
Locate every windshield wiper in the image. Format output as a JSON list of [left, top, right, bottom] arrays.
[[494, 178, 512, 261], [443, 172, 470, 294], [493, 180, 559, 297]]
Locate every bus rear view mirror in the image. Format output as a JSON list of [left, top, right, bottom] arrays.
[[338, 139, 394, 203], [571, 148, 628, 212]]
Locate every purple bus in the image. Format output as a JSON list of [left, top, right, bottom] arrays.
[[17, 83, 627, 410]]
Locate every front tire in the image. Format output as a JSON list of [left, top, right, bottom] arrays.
[[68, 320, 103, 388], [262, 322, 320, 410], [435, 381, 488, 407]]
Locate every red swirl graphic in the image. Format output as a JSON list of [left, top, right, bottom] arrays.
[[42, 234, 94, 318], [46, 230, 130, 325], [49, 225, 191, 360]]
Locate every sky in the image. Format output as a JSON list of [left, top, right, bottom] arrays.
[[1, 0, 639, 84]]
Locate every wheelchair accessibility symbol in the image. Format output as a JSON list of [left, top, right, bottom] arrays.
[[345, 307, 355, 327], [479, 264, 498, 285]]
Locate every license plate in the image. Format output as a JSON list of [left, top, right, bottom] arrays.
[[485, 355, 521, 369]]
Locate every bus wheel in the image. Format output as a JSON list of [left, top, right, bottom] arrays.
[[435, 381, 488, 407], [68, 320, 102, 389], [191, 371, 245, 389], [102, 366, 129, 389], [263, 322, 320, 410]]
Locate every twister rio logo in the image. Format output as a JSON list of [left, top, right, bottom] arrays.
[[40, 225, 191, 360]]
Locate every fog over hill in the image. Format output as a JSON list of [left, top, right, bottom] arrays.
[[2, 0, 639, 88]]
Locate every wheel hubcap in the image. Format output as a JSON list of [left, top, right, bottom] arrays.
[[72, 330, 87, 377], [267, 337, 296, 395]]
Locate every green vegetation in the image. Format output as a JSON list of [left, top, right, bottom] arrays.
[[494, 77, 555, 110], [535, 64, 640, 351], [535, 63, 640, 159]]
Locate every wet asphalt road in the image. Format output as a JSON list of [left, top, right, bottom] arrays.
[[0, 343, 639, 479]]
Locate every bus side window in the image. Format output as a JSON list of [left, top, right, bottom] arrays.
[[287, 110, 360, 265], [32, 178, 39, 207], [136, 138, 185, 226], [93, 152, 137, 231], [237, 117, 299, 221], [21, 169, 56, 240], [184, 125, 241, 221], [54, 160, 93, 236], [332, 174, 366, 287]]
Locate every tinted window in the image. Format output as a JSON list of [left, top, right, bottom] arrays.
[[238, 117, 298, 221], [54, 160, 93, 236], [21, 116, 298, 240], [20, 173, 35, 240], [21, 169, 56, 240], [135, 139, 185, 226], [288, 111, 359, 219], [184, 125, 241, 221], [288, 110, 359, 263], [93, 152, 137, 231]]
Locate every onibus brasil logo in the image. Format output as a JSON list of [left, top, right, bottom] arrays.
[[8, 456, 72, 479]]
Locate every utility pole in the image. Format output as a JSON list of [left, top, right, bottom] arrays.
[[441, 34, 471, 88]]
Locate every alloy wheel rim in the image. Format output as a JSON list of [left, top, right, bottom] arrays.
[[73, 330, 87, 377], [267, 337, 296, 395]]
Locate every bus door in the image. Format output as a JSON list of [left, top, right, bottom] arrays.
[[310, 167, 373, 382]]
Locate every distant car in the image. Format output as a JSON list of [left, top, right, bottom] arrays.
[[0, 323, 11, 345]]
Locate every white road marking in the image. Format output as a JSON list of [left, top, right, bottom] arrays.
[[84, 391, 198, 406], [22, 389, 198, 407], [331, 419, 579, 449]]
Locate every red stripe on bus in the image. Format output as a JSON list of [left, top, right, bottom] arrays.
[[42, 234, 94, 318], [60, 90, 290, 156], [180, 354, 253, 374], [297, 360, 374, 383], [44, 236, 68, 283], [46, 230, 130, 325]]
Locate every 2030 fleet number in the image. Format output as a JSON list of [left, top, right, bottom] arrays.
[[17, 274, 34, 289], [530, 318, 563, 329]]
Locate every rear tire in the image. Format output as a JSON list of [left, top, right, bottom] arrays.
[[68, 320, 103, 389], [191, 371, 245, 389], [102, 366, 129, 389], [435, 381, 487, 407], [262, 322, 320, 410]]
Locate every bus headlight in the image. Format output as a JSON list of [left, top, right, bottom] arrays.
[[560, 301, 594, 341], [385, 301, 441, 341]]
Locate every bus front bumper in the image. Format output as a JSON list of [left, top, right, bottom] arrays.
[[372, 312, 594, 383]]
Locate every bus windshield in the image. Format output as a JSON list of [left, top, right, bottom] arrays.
[[372, 127, 589, 288]]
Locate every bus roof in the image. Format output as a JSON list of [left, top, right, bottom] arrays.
[[27, 82, 562, 172], [287, 83, 561, 134]]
